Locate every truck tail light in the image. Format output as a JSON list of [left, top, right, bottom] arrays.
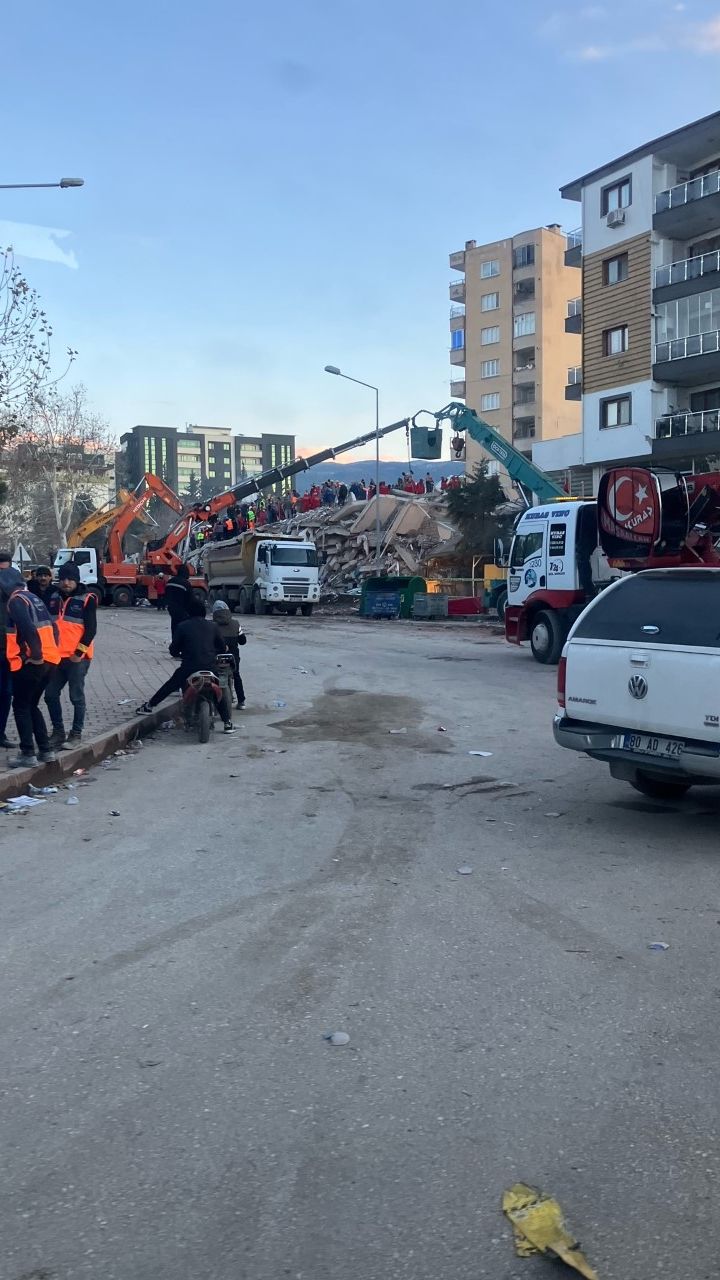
[[557, 656, 567, 709]]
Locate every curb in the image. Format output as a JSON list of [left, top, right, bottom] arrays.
[[0, 699, 183, 803]]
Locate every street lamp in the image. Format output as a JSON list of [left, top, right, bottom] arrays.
[[0, 178, 84, 190], [324, 365, 382, 569]]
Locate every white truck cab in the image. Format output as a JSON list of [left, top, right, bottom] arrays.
[[53, 547, 99, 587], [505, 499, 619, 664]]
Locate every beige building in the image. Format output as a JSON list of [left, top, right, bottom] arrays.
[[448, 225, 582, 476]]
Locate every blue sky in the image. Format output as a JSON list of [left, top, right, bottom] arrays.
[[3, 0, 720, 462]]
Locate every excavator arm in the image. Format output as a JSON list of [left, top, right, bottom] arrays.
[[432, 402, 566, 503], [106, 473, 184, 564], [67, 489, 152, 547]]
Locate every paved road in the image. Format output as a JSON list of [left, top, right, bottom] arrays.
[[1, 614, 719, 1280]]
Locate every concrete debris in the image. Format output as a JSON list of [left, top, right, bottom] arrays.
[[271, 492, 457, 596]]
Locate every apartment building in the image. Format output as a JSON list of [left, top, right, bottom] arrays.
[[119, 424, 295, 495], [448, 226, 582, 476], [534, 109, 720, 491]]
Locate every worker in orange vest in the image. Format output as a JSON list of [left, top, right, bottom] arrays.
[[45, 563, 98, 749], [0, 567, 61, 768]]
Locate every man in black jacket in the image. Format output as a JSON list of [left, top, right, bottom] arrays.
[[0, 550, 15, 747], [136, 597, 235, 732], [27, 565, 53, 604], [165, 563, 191, 640]]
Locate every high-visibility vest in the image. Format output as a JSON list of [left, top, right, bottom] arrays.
[[48, 590, 95, 660], [6, 590, 61, 672]]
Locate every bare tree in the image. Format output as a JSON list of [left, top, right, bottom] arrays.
[[5, 385, 116, 545], [0, 248, 76, 439]]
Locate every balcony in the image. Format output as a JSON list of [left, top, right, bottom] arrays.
[[565, 298, 582, 334], [654, 170, 720, 238], [565, 365, 582, 400], [449, 303, 465, 319], [513, 383, 536, 416], [449, 250, 466, 273], [513, 417, 536, 445], [514, 346, 535, 374], [653, 249, 720, 302], [449, 279, 466, 303], [654, 329, 720, 384], [450, 379, 466, 398], [450, 346, 466, 366], [514, 279, 536, 304], [655, 409, 720, 439], [565, 228, 582, 268]]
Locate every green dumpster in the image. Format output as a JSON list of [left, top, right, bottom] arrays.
[[360, 575, 427, 619]]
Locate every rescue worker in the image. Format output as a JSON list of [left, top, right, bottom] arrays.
[[0, 567, 61, 768], [45, 563, 98, 748], [136, 596, 235, 732], [166, 563, 191, 640], [27, 565, 54, 603], [211, 599, 247, 707], [0, 550, 15, 748]]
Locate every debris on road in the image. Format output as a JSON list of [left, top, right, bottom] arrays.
[[544, 811, 564, 818], [28, 784, 59, 795], [389, 728, 407, 735], [438, 725, 447, 732], [271, 699, 287, 709], [456, 865, 474, 875], [648, 941, 670, 951], [5, 795, 47, 810], [117, 698, 132, 705], [323, 1031, 350, 1046], [469, 750, 493, 757], [502, 1182, 599, 1278], [66, 796, 79, 805], [109, 810, 121, 817]]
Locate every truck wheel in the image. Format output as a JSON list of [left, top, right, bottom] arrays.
[[529, 610, 564, 665], [300, 604, 314, 617], [197, 699, 211, 743], [630, 772, 691, 800], [286, 606, 299, 616], [253, 590, 266, 616], [494, 587, 508, 623], [112, 585, 135, 608]]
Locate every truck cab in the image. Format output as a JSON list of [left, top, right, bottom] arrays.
[[505, 500, 619, 664], [53, 547, 98, 587]]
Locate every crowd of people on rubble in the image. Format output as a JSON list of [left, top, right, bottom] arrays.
[[0, 552, 251, 768], [187, 472, 464, 547]]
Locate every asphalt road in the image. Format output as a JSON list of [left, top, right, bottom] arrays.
[[2, 613, 719, 1280]]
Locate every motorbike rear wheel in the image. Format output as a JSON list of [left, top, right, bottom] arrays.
[[197, 698, 211, 743]]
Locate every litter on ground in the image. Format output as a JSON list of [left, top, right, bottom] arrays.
[[502, 1182, 598, 1278]]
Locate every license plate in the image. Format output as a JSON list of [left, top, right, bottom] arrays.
[[622, 732, 684, 759]]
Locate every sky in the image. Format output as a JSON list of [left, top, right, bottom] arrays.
[[3, 0, 720, 464]]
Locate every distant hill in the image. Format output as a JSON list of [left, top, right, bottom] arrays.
[[291, 459, 464, 494]]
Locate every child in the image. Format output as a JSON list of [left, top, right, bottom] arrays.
[[211, 599, 248, 707]]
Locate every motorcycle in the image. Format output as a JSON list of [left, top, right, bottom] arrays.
[[182, 653, 234, 743]]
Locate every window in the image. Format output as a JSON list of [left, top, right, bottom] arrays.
[[573, 570, 720, 647], [514, 383, 535, 406], [604, 253, 628, 285], [450, 329, 465, 350], [513, 312, 536, 338], [604, 325, 629, 355], [271, 547, 318, 567], [481, 359, 499, 378], [480, 259, 500, 278], [513, 244, 535, 269], [567, 297, 582, 318], [655, 288, 720, 342], [510, 531, 543, 569], [481, 393, 500, 411], [481, 292, 500, 311], [600, 394, 632, 428], [567, 365, 582, 385], [601, 176, 632, 215], [481, 326, 500, 345]]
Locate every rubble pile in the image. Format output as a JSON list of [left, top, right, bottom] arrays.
[[275, 493, 457, 596]]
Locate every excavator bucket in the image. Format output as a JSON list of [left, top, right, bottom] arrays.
[[409, 426, 442, 459]]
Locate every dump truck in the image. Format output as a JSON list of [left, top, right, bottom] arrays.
[[202, 531, 321, 615]]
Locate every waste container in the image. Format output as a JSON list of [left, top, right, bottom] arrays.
[[412, 593, 449, 619], [362, 590, 402, 619], [360, 575, 427, 619]]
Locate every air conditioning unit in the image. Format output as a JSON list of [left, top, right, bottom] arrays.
[[606, 208, 626, 228]]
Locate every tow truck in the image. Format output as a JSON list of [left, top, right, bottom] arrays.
[[505, 463, 720, 664]]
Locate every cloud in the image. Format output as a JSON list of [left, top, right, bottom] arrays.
[[0, 221, 78, 268], [682, 15, 720, 51], [573, 32, 668, 58]]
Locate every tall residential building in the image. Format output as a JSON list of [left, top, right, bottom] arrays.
[[534, 109, 720, 492], [448, 226, 582, 476], [119, 424, 296, 495]]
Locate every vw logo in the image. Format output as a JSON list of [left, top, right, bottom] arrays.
[[628, 675, 648, 700]]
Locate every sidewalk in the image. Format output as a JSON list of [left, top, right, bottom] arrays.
[[1, 608, 176, 773]]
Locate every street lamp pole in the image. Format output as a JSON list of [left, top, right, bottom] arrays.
[[324, 365, 382, 570], [0, 178, 84, 190]]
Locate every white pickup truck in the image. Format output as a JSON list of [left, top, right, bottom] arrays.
[[554, 567, 720, 799]]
